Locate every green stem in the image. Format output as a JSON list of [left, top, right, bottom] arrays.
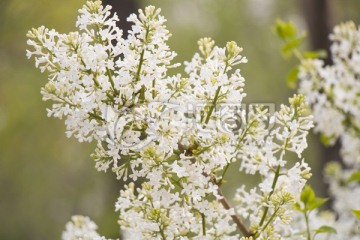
[[218, 163, 230, 186], [258, 165, 281, 227], [92, 72, 101, 88], [135, 24, 149, 84], [258, 207, 280, 236], [48, 94, 77, 108], [139, 85, 146, 103], [235, 119, 257, 151], [159, 227, 167, 240], [136, 49, 145, 82], [106, 67, 115, 89], [201, 213, 206, 236], [293, 48, 304, 61], [304, 211, 311, 240], [149, 198, 167, 240], [152, 79, 156, 99], [88, 111, 105, 122], [204, 86, 221, 124], [169, 177, 184, 189]]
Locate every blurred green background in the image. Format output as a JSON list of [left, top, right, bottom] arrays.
[[1, 0, 360, 239]]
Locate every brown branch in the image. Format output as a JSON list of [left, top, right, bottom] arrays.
[[216, 182, 251, 237], [180, 141, 251, 237]]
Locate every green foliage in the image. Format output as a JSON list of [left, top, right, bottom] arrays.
[[274, 19, 306, 59], [353, 210, 360, 234], [303, 50, 327, 59], [347, 171, 360, 183], [6, 0, 360, 239], [295, 186, 334, 240], [274, 19, 327, 89], [0, 1, 121, 239], [352, 209, 360, 220], [299, 185, 328, 212], [281, 35, 306, 59], [315, 225, 337, 234], [319, 133, 335, 147], [274, 19, 306, 88], [274, 19, 298, 41], [286, 67, 299, 89]]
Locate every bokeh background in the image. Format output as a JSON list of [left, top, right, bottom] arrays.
[[1, 0, 360, 239]]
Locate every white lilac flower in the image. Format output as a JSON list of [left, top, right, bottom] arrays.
[[62, 215, 108, 240], [28, 1, 315, 239], [298, 21, 360, 239], [233, 95, 313, 239]]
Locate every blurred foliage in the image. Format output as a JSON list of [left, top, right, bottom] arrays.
[[1, 0, 360, 239], [0, 0, 120, 239]]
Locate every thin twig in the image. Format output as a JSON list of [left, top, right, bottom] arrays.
[[180, 141, 252, 237], [216, 182, 251, 237]]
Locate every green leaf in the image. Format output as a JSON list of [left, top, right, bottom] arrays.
[[347, 171, 360, 183], [303, 50, 327, 59], [309, 197, 328, 211], [352, 209, 360, 220], [281, 35, 306, 59], [320, 133, 334, 147], [275, 19, 297, 41], [286, 67, 299, 89], [300, 185, 327, 211], [315, 225, 337, 234], [293, 202, 302, 211], [300, 185, 315, 206]]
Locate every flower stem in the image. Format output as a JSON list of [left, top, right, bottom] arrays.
[[136, 49, 145, 82], [304, 211, 311, 240], [257, 207, 280, 237], [139, 85, 146, 103], [216, 184, 251, 237], [218, 163, 230, 186], [201, 213, 206, 236], [152, 79, 156, 99], [204, 86, 221, 124], [106, 67, 115, 89], [159, 226, 167, 240], [258, 165, 281, 227]]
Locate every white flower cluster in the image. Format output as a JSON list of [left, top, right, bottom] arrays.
[[298, 21, 360, 239], [27, 1, 314, 239], [234, 96, 313, 239], [62, 215, 108, 240]]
